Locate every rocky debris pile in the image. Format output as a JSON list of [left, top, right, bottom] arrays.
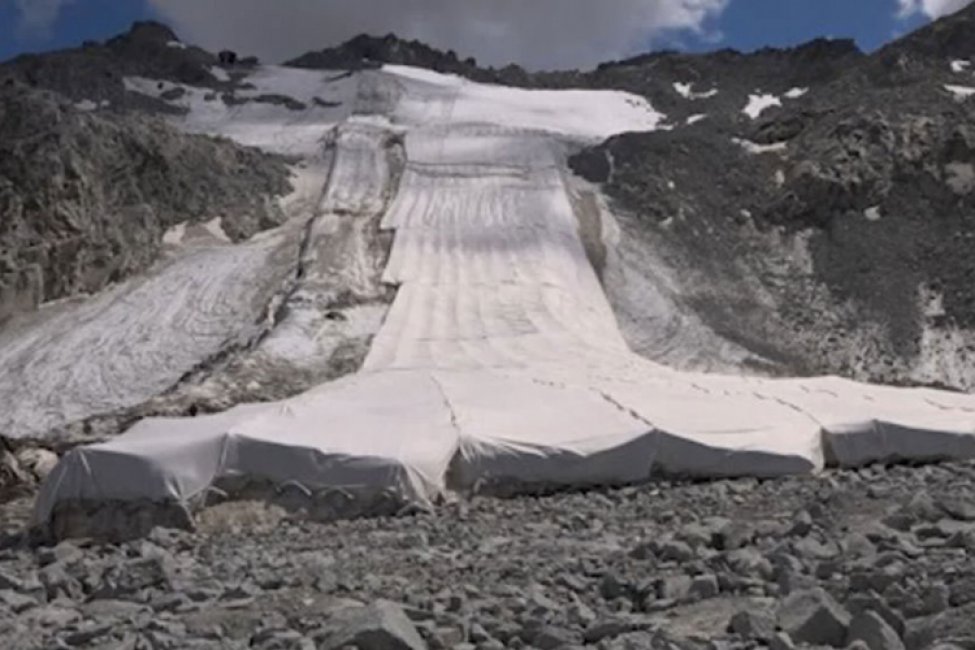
[[0, 81, 292, 324], [570, 2, 975, 389], [1, 460, 975, 648]]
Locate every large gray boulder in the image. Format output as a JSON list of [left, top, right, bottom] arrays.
[[777, 588, 851, 647], [319, 600, 427, 650]]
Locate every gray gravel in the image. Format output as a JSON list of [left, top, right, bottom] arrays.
[[0, 460, 974, 648]]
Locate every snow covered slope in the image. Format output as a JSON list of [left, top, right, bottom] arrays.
[[35, 65, 975, 535]]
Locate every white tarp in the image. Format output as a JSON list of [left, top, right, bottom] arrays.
[[34, 64, 975, 528]]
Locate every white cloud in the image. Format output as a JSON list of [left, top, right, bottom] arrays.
[[147, 0, 730, 70], [15, 0, 73, 37], [897, 0, 973, 19]]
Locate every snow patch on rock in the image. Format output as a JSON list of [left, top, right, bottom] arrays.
[[732, 138, 787, 154], [945, 84, 975, 100], [743, 93, 782, 119], [674, 82, 719, 100]]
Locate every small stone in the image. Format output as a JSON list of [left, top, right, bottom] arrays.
[[25, 604, 80, 628], [0, 589, 36, 613], [714, 521, 755, 550], [599, 573, 628, 601], [790, 511, 814, 537], [657, 540, 695, 562], [689, 574, 720, 600], [777, 587, 851, 647], [657, 575, 692, 601], [846, 611, 906, 650], [793, 537, 838, 560], [37, 541, 82, 567], [531, 626, 582, 650], [727, 548, 774, 581], [939, 498, 975, 521], [583, 619, 634, 643]]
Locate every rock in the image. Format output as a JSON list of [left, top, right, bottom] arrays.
[[727, 548, 775, 581], [777, 588, 851, 647], [14, 447, 59, 480], [37, 541, 83, 566], [769, 632, 796, 650], [729, 610, 776, 641], [689, 574, 720, 600], [790, 511, 814, 537], [939, 497, 975, 522], [319, 600, 426, 650], [600, 573, 629, 601], [0, 589, 36, 613], [95, 555, 172, 599], [657, 575, 693, 601], [714, 521, 755, 550], [39, 562, 83, 600], [657, 539, 695, 562], [846, 611, 906, 650], [531, 626, 582, 650], [81, 599, 150, 620], [793, 536, 839, 560], [25, 604, 80, 628], [846, 593, 906, 637], [583, 619, 636, 644]]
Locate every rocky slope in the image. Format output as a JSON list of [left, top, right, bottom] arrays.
[[0, 81, 291, 323], [567, 5, 975, 388]]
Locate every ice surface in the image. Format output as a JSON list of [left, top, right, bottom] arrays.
[[743, 93, 782, 119], [784, 87, 808, 99], [36, 65, 975, 525]]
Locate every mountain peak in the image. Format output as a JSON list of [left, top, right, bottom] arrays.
[[122, 21, 180, 44]]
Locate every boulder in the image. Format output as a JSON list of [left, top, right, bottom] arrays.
[[777, 588, 851, 647], [846, 611, 906, 650], [319, 600, 426, 650]]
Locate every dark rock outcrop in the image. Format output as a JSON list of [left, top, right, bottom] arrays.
[[0, 82, 292, 323], [570, 2, 975, 388]]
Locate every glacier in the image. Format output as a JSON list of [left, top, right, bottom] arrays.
[[35, 64, 975, 534]]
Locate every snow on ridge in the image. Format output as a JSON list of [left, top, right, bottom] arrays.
[[743, 93, 782, 119], [686, 114, 708, 125], [210, 67, 231, 83], [950, 59, 971, 73], [674, 82, 719, 100], [732, 138, 787, 154], [166, 40, 186, 50], [383, 64, 664, 140], [945, 84, 975, 100]]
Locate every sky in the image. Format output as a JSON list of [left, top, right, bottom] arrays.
[[0, 0, 971, 70]]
